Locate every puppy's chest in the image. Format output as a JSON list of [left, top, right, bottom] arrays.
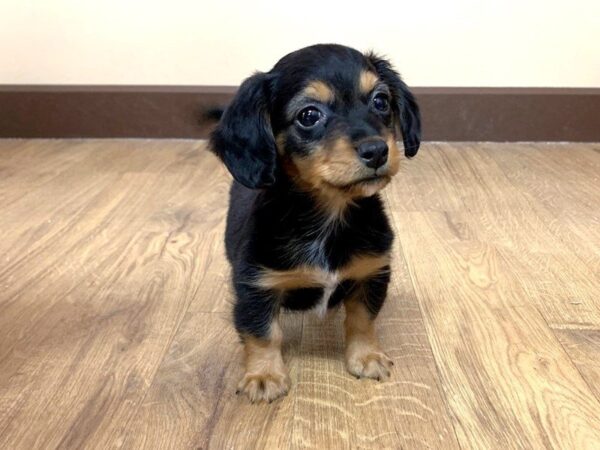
[[280, 272, 343, 317], [282, 234, 335, 268], [256, 238, 390, 315], [274, 219, 386, 270], [252, 200, 393, 313]]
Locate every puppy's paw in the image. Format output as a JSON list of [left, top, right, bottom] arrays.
[[236, 371, 290, 403], [346, 348, 393, 381]]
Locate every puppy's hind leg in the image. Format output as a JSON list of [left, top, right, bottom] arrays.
[[233, 284, 290, 403]]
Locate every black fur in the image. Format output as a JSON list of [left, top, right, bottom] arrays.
[[225, 179, 393, 337], [210, 44, 420, 339], [210, 73, 279, 189], [367, 53, 422, 157]]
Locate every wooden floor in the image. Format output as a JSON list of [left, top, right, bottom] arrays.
[[1, 140, 599, 449]]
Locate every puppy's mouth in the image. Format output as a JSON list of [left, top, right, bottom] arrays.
[[325, 174, 391, 191]]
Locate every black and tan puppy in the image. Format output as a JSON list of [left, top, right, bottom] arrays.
[[210, 44, 421, 403]]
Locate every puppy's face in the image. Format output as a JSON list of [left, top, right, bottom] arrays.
[[211, 44, 421, 202], [273, 65, 402, 199]]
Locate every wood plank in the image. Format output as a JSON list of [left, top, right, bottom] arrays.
[[389, 143, 466, 212], [393, 210, 600, 449], [553, 329, 600, 402], [0, 142, 230, 366], [468, 143, 600, 328], [489, 143, 600, 267], [1, 140, 600, 449], [0, 212, 192, 448], [402, 143, 600, 327], [0, 142, 230, 447]]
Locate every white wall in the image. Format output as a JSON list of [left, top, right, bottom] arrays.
[[1, 0, 599, 87]]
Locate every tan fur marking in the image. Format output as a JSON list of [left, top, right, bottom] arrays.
[[344, 298, 393, 380], [256, 252, 390, 291], [288, 136, 365, 215], [275, 133, 287, 155], [238, 319, 290, 403], [340, 253, 391, 280], [359, 70, 379, 94], [326, 137, 363, 184], [314, 186, 355, 218], [303, 80, 334, 103], [386, 133, 401, 176], [345, 177, 391, 198], [292, 138, 359, 187], [256, 266, 329, 291]]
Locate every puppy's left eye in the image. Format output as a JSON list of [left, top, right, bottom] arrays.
[[372, 93, 390, 113]]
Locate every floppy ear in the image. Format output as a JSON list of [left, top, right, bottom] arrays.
[[367, 54, 421, 158], [209, 72, 278, 188]]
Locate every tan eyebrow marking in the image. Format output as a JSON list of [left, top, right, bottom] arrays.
[[303, 80, 335, 103], [359, 70, 379, 94]]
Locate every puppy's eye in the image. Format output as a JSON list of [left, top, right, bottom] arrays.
[[296, 107, 322, 128], [372, 93, 390, 113]]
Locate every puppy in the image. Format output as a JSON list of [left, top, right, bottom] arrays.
[[210, 44, 421, 403]]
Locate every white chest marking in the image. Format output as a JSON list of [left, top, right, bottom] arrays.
[[314, 272, 339, 318]]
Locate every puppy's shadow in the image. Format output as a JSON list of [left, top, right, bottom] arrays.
[[281, 308, 346, 362]]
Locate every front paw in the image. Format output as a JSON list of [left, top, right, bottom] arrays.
[[236, 370, 290, 403], [346, 347, 393, 381]]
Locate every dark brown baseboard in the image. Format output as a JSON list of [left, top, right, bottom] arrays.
[[1, 85, 599, 141]]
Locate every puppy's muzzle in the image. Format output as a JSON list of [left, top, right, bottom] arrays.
[[357, 139, 388, 169]]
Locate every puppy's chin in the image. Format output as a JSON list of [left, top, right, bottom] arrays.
[[324, 175, 391, 198], [349, 176, 391, 197]]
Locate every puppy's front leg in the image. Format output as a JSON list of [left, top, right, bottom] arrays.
[[234, 286, 290, 403], [344, 269, 394, 380]]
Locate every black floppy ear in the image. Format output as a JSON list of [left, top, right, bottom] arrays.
[[209, 72, 278, 188], [367, 54, 421, 158]]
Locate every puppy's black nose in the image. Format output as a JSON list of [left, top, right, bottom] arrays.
[[357, 140, 388, 169]]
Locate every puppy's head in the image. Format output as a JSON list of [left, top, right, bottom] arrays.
[[210, 44, 421, 201]]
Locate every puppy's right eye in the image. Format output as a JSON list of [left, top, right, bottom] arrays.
[[296, 107, 322, 128]]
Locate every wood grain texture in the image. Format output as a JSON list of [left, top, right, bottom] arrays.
[[388, 210, 600, 449], [553, 329, 600, 402], [1, 139, 599, 449]]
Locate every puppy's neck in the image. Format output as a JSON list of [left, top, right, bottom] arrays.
[[275, 159, 354, 221], [310, 186, 355, 223], [278, 178, 355, 224]]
